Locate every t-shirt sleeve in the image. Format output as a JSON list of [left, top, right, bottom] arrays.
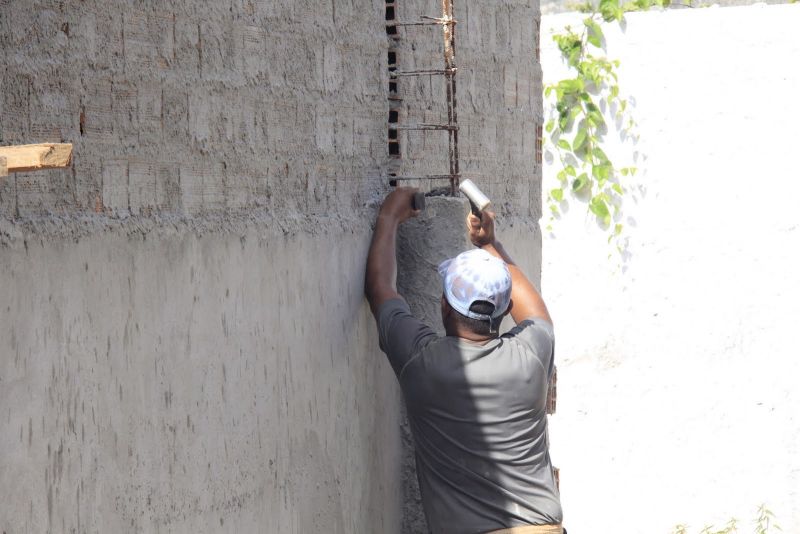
[[376, 298, 438, 376], [504, 318, 556, 378]]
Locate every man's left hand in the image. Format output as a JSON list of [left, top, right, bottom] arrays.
[[379, 187, 421, 223]]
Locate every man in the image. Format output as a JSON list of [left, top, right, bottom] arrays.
[[365, 187, 564, 534]]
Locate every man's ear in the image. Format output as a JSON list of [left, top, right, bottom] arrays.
[[441, 295, 454, 320]]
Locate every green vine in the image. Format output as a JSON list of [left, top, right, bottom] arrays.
[[543, 0, 667, 250], [670, 504, 782, 534]]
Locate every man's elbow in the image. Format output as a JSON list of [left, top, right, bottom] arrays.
[[365, 281, 376, 304], [365, 283, 401, 318], [364, 278, 382, 316]]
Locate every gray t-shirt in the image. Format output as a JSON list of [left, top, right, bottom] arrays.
[[378, 298, 562, 534]]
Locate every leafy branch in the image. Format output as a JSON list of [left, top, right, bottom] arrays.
[[670, 504, 782, 534], [543, 0, 666, 250], [754, 504, 782, 534]]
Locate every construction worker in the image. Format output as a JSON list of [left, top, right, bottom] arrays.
[[365, 187, 563, 534]]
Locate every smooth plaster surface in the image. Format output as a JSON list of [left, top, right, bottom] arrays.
[[0, 225, 403, 533]]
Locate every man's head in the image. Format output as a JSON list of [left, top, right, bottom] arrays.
[[438, 249, 512, 338]]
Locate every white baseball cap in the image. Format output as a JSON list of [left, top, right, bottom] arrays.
[[438, 249, 512, 321]]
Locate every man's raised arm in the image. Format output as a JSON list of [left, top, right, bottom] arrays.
[[365, 187, 421, 318], [467, 211, 552, 325]]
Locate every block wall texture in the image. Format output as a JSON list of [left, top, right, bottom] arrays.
[[0, 0, 388, 219], [389, 0, 543, 217], [0, 0, 544, 532]]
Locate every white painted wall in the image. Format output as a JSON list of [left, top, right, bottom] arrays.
[[541, 5, 800, 533]]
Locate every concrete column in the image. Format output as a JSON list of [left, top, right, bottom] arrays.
[[397, 196, 471, 335]]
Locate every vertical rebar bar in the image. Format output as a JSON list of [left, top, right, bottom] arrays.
[[441, 0, 460, 195]]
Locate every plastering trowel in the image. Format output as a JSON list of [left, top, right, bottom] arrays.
[[458, 178, 491, 216], [412, 191, 426, 211], [387, 178, 490, 215], [387, 179, 427, 212]]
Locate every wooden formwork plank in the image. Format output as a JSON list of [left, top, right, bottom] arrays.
[[0, 143, 73, 174]]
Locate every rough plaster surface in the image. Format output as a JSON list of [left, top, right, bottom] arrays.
[[0, 0, 544, 531], [0, 0, 389, 220], [541, 5, 800, 533]]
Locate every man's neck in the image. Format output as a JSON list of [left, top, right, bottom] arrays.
[[445, 324, 497, 344]]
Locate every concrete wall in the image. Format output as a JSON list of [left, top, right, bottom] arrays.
[[541, 5, 800, 533], [1, 0, 544, 532], [0, 223, 402, 533]]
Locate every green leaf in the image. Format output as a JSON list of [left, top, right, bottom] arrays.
[[559, 78, 585, 94], [572, 173, 589, 192], [592, 163, 611, 182], [592, 146, 610, 163], [599, 0, 624, 21], [583, 18, 604, 48], [589, 197, 609, 217], [612, 183, 624, 195], [573, 128, 588, 151], [565, 165, 577, 177], [557, 139, 571, 151], [614, 223, 623, 236], [589, 196, 611, 225], [545, 119, 555, 133], [550, 188, 564, 202], [589, 111, 605, 129], [557, 170, 567, 183]]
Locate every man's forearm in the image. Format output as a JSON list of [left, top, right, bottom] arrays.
[[482, 240, 552, 325], [365, 214, 401, 315], [482, 241, 515, 267]]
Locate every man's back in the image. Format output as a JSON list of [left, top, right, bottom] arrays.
[[379, 298, 562, 534], [365, 188, 563, 534]]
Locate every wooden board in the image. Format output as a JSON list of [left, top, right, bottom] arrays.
[[0, 143, 73, 174]]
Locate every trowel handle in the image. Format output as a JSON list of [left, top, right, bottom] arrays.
[[468, 200, 481, 217], [412, 192, 426, 211], [388, 178, 425, 211]]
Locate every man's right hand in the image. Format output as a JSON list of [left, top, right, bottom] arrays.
[[467, 208, 553, 325], [467, 210, 496, 248]]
